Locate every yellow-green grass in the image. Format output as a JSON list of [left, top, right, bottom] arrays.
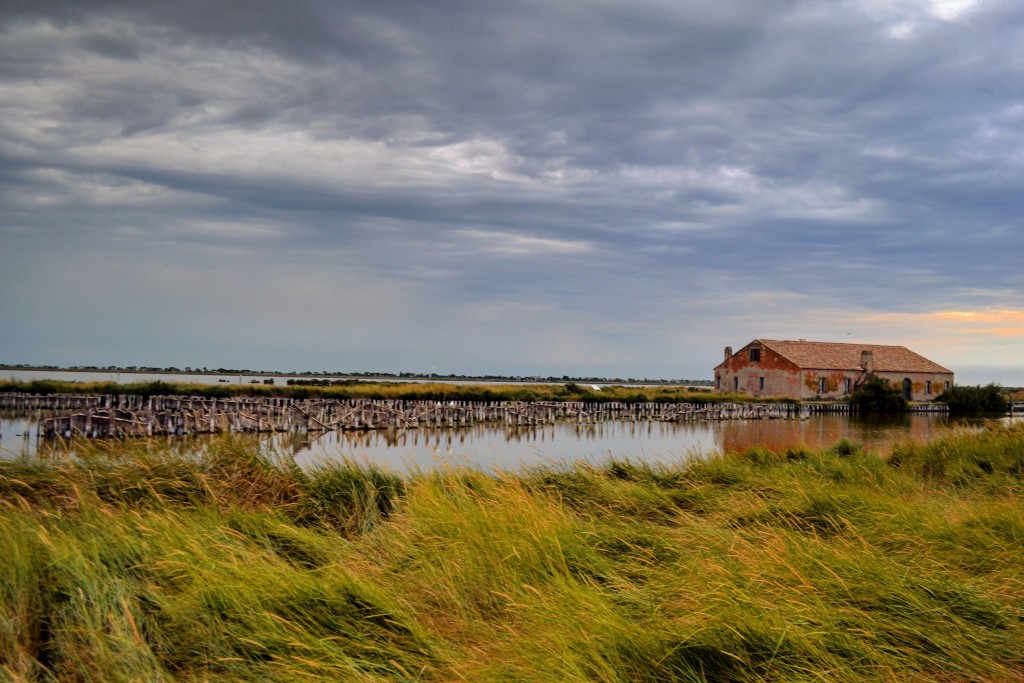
[[0, 378, 752, 405], [2, 424, 1023, 681]]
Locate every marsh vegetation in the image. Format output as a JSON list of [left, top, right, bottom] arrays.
[[0, 378, 747, 405], [2, 422, 1023, 681]]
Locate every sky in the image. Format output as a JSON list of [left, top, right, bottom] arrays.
[[1, 0, 1023, 384]]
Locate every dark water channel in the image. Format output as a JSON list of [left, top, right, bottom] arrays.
[[2, 411, 1011, 473]]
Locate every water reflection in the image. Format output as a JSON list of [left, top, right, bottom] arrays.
[[269, 420, 722, 472], [714, 414, 951, 455], [1, 411, 1010, 473]]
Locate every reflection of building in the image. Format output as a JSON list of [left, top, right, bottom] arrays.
[[715, 414, 949, 455], [714, 339, 953, 402]]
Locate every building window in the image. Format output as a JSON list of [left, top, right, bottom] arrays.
[[944, 381, 951, 391], [926, 380, 932, 394], [749, 348, 761, 362], [818, 377, 827, 393], [733, 376, 739, 392], [759, 377, 765, 391], [844, 378, 851, 394]]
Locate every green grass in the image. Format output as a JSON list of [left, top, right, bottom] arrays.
[[2, 423, 1023, 680]]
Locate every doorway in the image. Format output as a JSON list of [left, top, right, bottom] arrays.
[[902, 378, 912, 401]]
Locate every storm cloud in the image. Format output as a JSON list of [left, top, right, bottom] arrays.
[[2, 0, 1022, 382]]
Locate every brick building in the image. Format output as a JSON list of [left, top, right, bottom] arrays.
[[714, 339, 954, 401]]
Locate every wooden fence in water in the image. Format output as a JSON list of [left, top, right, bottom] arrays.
[[0, 393, 948, 439]]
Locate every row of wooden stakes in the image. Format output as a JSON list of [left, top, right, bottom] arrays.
[[0, 393, 948, 439]]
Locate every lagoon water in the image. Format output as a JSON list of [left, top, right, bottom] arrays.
[[2, 368, 1011, 472], [0, 410, 993, 473], [3, 368, 372, 386], [264, 414, 968, 471]]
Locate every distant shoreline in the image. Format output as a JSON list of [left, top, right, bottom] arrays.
[[0, 365, 713, 387]]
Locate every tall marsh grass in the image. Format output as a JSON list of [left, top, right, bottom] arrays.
[[0, 378, 741, 405], [2, 423, 1023, 680]]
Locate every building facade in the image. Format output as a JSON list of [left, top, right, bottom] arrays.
[[714, 339, 954, 402]]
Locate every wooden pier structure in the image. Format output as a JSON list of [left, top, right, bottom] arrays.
[[0, 393, 948, 440]]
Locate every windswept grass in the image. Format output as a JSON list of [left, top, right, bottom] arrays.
[[2, 423, 1023, 680]]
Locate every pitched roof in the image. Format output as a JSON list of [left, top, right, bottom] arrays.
[[756, 340, 952, 374]]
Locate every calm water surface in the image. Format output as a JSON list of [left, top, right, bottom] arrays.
[[3, 368, 391, 386], [2, 368, 697, 388], [1, 411, 1006, 473]]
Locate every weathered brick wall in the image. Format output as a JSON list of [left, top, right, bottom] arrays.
[[715, 342, 953, 401]]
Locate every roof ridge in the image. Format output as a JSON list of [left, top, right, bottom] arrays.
[[746, 339, 951, 374], [760, 339, 908, 347]]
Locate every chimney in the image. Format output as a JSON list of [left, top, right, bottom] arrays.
[[724, 346, 733, 362], [861, 350, 874, 374]]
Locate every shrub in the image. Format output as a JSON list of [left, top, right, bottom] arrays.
[[937, 384, 1010, 416], [849, 376, 908, 414]]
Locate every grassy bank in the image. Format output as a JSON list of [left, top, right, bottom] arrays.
[[2, 424, 1023, 681], [0, 378, 751, 405]]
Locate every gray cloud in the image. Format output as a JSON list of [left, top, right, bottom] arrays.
[[1, 0, 1022, 382]]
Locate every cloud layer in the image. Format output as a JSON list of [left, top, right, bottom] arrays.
[[2, 0, 1022, 383]]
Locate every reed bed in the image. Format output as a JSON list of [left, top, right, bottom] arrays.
[[0, 378, 740, 405], [1, 423, 1023, 681]]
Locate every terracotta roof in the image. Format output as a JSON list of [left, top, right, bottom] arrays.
[[756, 340, 952, 374]]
